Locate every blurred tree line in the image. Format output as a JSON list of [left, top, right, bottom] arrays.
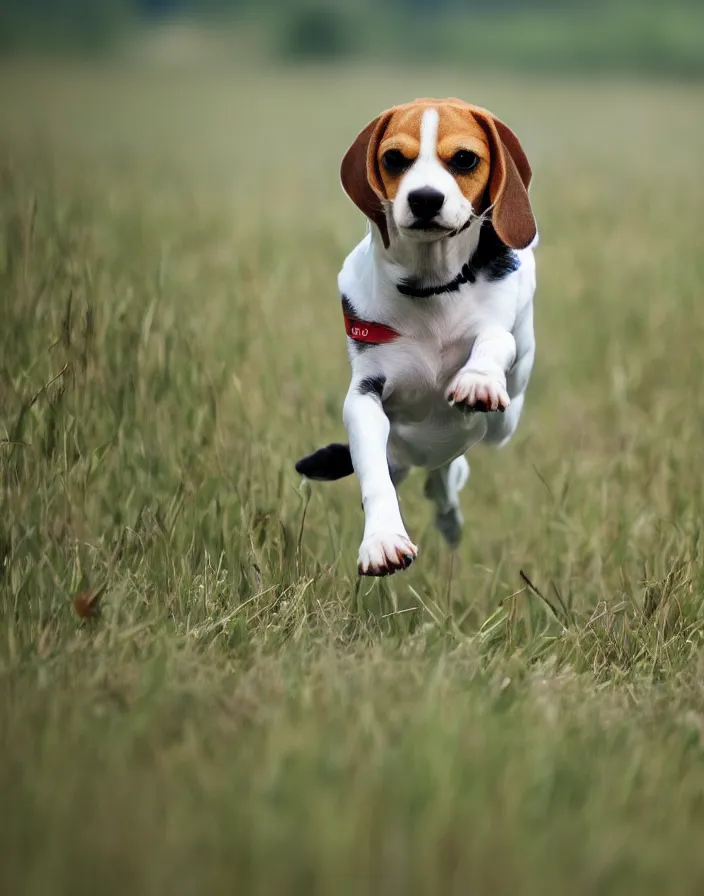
[[1, 0, 703, 77]]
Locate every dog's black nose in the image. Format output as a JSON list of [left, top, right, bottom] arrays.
[[408, 187, 445, 220]]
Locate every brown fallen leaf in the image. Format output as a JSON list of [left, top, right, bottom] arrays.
[[73, 585, 106, 619]]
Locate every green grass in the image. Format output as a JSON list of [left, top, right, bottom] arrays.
[[2, 58, 704, 895]]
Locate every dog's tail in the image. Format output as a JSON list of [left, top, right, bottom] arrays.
[[295, 443, 353, 481]]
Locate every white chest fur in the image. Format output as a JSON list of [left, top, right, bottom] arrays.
[[338, 232, 536, 469]]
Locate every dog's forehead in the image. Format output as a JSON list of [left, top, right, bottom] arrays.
[[381, 105, 425, 143], [382, 100, 487, 149]]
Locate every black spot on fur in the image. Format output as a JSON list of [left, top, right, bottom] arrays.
[[295, 443, 353, 481], [357, 375, 386, 398], [396, 222, 520, 299], [470, 223, 521, 282]]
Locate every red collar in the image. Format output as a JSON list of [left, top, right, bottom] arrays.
[[343, 311, 400, 345]]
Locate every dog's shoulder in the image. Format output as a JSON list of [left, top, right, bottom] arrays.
[[338, 233, 373, 294], [512, 246, 537, 310], [449, 242, 535, 330], [338, 232, 388, 323]]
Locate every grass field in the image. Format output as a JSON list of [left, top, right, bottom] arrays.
[[2, 55, 704, 894]]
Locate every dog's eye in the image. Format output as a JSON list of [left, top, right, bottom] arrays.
[[382, 149, 412, 175], [449, 150, 480, 173]]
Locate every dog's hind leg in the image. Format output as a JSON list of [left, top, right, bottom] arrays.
[[423, 456, 470, 547]]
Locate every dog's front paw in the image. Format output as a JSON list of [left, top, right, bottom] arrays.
[[358, 532, 418, 577], [447, 370, 510, 414]]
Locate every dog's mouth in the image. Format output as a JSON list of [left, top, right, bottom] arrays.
[[408, 220, 449, 232], [405, 216, 474, 238]]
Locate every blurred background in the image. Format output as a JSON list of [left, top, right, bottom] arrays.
[[1, 0, 703, 77], [3, 1, 704, 893]]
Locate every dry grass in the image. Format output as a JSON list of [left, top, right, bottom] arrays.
[[2, 57, 704, 895]]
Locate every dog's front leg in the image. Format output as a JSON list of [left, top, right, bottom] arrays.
[[447, 326, 517, 413], [343, 380, 417, 577]]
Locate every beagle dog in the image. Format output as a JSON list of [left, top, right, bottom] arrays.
[[296, 98, 537, 577]]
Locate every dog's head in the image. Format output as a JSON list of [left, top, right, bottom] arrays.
[[341, 98, 536, 251]]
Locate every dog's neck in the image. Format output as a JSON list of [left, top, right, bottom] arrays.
[[375, 217, 484, 297]]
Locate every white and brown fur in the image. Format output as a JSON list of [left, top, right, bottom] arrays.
[[296, 98, 538, 576]]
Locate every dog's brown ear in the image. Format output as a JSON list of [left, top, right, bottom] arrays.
[[340, 111, 393, 248], [472, 108, 536, 250]]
